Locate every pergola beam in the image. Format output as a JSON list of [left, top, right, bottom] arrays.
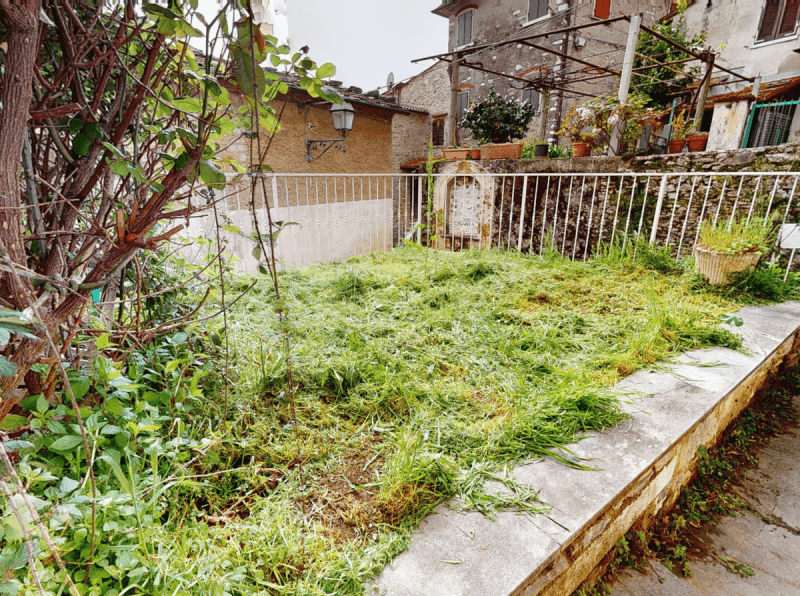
[[639, 24, 754, 83], [412, 15, 631, 64]]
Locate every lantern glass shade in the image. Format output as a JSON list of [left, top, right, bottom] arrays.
[[330, 101, 355, 134]]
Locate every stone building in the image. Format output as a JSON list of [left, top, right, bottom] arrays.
[[680, 0, 800, 150], [389, 61, 453, 165], [182, 77, 427, 273], [399, 0, 673, 149]]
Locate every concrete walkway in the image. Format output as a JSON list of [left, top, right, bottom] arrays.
[[611, 396, 800, 596]]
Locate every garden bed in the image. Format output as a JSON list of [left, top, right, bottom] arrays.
[[6, 246, 794, 596], [214, 246, 752, 593]]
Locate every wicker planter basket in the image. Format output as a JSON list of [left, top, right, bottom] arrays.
[[694, 246, 761, 285], [480, 142, 523, 160]]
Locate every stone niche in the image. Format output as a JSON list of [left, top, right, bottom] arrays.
[[432, 160, 495, 251]]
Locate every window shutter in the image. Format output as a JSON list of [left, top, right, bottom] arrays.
[[779, 0, 800, 36], [457, 11, 472, 46], [530, 0, 548, 20], [432, 119, 445, 146], [595, 0, 611, 19], [456, 92, 469, 119], [758, 0, 781, 40], [522, 89, 539, 112]]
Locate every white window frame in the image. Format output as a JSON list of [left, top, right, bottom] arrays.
[[524, 0, 549, 27]]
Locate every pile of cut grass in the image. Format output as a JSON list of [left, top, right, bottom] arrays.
[[184, 246, 748, 594]]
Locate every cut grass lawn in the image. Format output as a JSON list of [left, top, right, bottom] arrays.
[[184, 245, 755, 595]]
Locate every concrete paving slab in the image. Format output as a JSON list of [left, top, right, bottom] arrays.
[[611, 395, 800, 596], [614, 561, 702, 596]]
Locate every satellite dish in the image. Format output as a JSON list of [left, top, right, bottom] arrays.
[[386, 72, 395, 91]]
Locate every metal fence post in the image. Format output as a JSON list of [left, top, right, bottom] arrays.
[[649, 174, 669, 245]]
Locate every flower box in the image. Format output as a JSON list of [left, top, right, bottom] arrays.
[[443, 148, 470, 161], [480, 142, 523, 160]]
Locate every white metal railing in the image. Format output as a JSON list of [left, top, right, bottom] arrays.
[[184, 172, 800, 277]]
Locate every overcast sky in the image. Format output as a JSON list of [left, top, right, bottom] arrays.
[[287, 0, 448, 92]]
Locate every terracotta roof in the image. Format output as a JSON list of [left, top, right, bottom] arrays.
[[707, 75, 800, 106], [400, 158, 443, 170]]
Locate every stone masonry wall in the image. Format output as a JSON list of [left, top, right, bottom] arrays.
[[434, 0, 667, 146], [397, 60, 452, 153], [392, 112, 432, 171], [433, 143, 800, 258]]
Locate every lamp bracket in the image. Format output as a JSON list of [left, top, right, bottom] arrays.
[[305, 137, 347, 162]]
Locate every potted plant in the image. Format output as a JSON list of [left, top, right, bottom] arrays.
[[686, 122, 709, 152], [558, 103, 596, 157], [694, 216, 773, 285], [459, 88, 536, 160], [558, 94, 661, 157], [667, 110, 690, 154], [533, 139, 549, 158]]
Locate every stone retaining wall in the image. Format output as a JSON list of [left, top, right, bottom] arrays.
[[431, 144, 800, 258]]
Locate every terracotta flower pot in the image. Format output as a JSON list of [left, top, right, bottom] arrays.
[[571, 142, 592, 158], [470, 149, 481, 159], [479, 142, 523, 160], [668, 139, 686, 154], [694, 246, 761, 285], [686, 133, 709, 152], [443, 148, 470, 161]]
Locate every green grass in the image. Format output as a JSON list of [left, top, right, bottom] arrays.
[[183, 246, 751, 594]]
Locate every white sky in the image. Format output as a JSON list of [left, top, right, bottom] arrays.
[[287, 0, 448, 91]]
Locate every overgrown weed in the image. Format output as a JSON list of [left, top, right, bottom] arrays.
[[6, 246, 772, 595]]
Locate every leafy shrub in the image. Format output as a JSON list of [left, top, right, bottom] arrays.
[[459, 88, 536, 144]]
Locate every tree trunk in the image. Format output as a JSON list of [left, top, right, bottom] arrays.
[[0, 1, 41, 310]]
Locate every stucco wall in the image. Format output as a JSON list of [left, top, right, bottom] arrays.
[[218, 94, 394, 174], [682, 0, 800, 85]]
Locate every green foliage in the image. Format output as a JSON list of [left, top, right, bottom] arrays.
[[548, 143, 572, 158], [698, 264, 800, 303], [633, 17, 707, 107], [595, 234, 681, 274], [1, 332, 226, 595], [697, 216, 775, 255], [0, 311, 37, 378], [558, 94, 663, 155], [459, 88, 536, 144]]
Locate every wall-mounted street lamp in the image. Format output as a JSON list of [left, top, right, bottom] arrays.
[[305, 101, 356, 162]]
